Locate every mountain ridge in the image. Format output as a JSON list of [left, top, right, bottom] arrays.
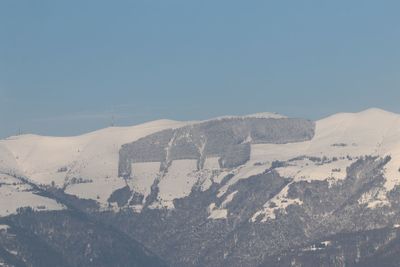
[[2, 108, 400, 266]]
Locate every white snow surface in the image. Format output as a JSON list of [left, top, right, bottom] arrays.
[[156, 159, 198, 209], [0, 120, 186, 209], [203, 157, 220, 170], [0, 174, 65, 217], [217, 161, 269, 197], [128, 162, 161, 203], [251, 183, 303, 222], [208, 203, 228, 219], [208, 190, 239, 219]]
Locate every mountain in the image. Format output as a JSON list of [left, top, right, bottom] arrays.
[[2, 108, 400, 266]]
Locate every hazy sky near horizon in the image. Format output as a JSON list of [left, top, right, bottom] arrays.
[[1, 0, 400, 137]]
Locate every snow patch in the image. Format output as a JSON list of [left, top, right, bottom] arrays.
[[221, 190, 238, 208], [358, 189, 390, 209], [277, 158, 351, 184], [217, 162, 267, 197], [65, 177, 126, 205], [203, 157, 220, 170], [129, 162, 161, 202], [251, 184, 303, 222], [207, 190, 238, 220], [157, 159, 198, 209], [0, 184, 65, 217], [208, 203, 228, 219]]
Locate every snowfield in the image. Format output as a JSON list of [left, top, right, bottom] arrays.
[[0, 174, 65, 216], [129, 162, 162, 203], [0, 119, 186, 211], [156, 159, 198, 209]]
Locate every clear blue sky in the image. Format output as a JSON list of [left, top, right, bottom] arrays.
[[1, 1, 400, 137]]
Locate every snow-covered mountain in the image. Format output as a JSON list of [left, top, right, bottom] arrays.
[[2, 108, 400, 266], [0, 112, 311, 214], [2, 108, 400, 215], [0, 119, 185, 215]]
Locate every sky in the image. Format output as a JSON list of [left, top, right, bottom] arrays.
[[1, 0, 400, 138]]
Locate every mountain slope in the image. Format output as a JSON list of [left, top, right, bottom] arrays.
[[2, 108, 400, 266], [0, 209, 168, 267], [0, 119, 186, 211]]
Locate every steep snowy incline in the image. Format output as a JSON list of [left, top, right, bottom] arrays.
[[0, 143, 22, 177], [251, 108, 400, 221], [251, 108, 400, 183], [0, 144, 66, 216]]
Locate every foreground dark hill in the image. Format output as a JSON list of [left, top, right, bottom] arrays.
[[0, 209, 167, 267]]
